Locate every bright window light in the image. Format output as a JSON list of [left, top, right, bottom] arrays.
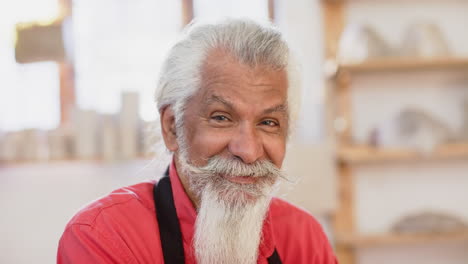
[[0, 0, 60, 131], [74, 0, 182, 122], [194, 0, 269, 23]]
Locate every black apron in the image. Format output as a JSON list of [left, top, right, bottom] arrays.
[[153, 169, 282, 264]]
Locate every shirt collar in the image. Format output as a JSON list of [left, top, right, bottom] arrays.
[[169, 158, 277, 259], [169, 159, 197, 246], [259, 204, 276, 259]]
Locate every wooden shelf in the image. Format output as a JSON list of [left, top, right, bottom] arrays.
[[338, 143, 468, 164], [337, 230, 468, 247], [337, 57, 468, 73], [0, 155, 155, 166], [321, 0, 468, 262]]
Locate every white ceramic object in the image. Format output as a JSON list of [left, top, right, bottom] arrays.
[[74, 109, 99, 159], [48, 128, 71, 160], [338, 23, 392, 64], [100, 114, 119, 161], [0, 132, 22, 162], [392, 211, 467, 234], [120, 92, 140, 160], [22, 129, 49, 161], [376, 108, 454, 154], [400, 22, 451, 58]]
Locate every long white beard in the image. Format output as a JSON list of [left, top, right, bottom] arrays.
[[175, 124, 285, 264], [193, 182, 271, 264], [180, 156, 281, 264]]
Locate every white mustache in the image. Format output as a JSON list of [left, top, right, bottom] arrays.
[[191, 156, 284, 180]]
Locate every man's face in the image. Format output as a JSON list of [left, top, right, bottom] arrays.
[[180, 49, 289, 180], [170, 50, 289, 264]]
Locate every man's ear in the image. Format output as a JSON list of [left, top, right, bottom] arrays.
[[160, 106, 179, 152]]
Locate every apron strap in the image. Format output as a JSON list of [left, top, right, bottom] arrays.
[[154, 169, 185, 264], [153, 168, 282, 264], [267, 248, 282, 264]]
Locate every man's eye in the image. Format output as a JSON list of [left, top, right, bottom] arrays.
[[211, 115, 229, 121], [261, 120, 279, 127]]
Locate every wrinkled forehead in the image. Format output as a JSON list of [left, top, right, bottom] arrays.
[[199, 48, 289, 97]]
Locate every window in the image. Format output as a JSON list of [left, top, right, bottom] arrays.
[[0, 0, 60, 131], [74, 0, 182, 122], [194, 0, 270, 22], [1, 0, 270, 131]]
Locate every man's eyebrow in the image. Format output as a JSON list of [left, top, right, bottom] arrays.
[[204, 95, 234, 111], [204, 95, 288, 116], [263, 103, 288, 115]]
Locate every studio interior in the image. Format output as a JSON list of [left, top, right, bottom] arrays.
[[1, 0, 468, 263]]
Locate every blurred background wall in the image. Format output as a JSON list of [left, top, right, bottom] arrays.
[[1, 0, 468, 263]]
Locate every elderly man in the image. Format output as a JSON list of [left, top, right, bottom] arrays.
[[57, 19, 337, 264]]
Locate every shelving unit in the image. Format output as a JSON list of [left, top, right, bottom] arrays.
[[321, 1, 468, 263], [337, 230, 468, 247], [335, 57, 468, 73], [338, 143, 468, 164], [0, 155, 155, 167]]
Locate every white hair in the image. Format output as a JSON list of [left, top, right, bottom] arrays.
[[155, 18, 300, 136]]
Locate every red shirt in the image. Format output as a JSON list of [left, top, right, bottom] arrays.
[[57, 161, 338, 263]]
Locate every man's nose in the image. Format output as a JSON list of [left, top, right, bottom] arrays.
[[228, 123, 264, 164]]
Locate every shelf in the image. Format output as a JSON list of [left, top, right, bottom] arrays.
[[338, 143, 468, 164], [0, 155, 155, 167], [337, 57, 468, 73], [337, 230, 468, 247]]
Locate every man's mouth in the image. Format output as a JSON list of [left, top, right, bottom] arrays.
[[224, 175, 258, 184]]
